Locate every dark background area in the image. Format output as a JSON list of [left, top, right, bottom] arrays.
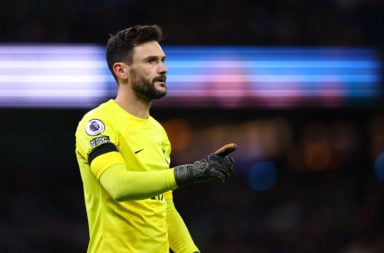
[[0, 0, 383, 47], [1, 0, 384, 252]]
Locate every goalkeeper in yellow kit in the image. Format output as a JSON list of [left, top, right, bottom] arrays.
[[75, 25, 236, 253]]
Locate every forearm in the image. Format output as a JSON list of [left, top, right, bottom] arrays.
[[166, 199, 199, 253], [100, 163, 178, 201], [93, 143, 236, 202]]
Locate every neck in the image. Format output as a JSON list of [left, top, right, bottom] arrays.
[[114, 91, 151, 119]]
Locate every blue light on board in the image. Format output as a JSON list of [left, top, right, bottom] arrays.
[[0, 45, 380, 108]]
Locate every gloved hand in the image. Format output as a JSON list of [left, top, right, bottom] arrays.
[[174, 143, 237, 188]]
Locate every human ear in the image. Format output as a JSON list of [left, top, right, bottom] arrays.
[[112, 63, 129, 80]]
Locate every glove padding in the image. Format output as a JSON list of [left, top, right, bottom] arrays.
[[174, 143, 236, 188]]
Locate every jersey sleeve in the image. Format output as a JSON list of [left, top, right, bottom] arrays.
[[75, 114, 121, 178]]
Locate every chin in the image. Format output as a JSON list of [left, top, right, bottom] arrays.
[[158, 87, 167, 95]]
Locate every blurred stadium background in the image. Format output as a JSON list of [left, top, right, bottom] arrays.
[[1, 0, 383, 252]]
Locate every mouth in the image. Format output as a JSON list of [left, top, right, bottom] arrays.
[[154, 76, 167, 86]]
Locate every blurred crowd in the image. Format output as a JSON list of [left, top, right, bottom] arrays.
[[0, 0, 383, 47], [1, 108, 384, 252], [165, 109, 384, 253]]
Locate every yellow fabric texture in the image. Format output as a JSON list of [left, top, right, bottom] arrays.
[[98, 159, 177, 201], [90, 151, 125, 179], [166, 198, 200, 253], [75, 99, 194, 253]]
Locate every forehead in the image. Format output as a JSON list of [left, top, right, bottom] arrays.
[[132, 41, 165, 60]]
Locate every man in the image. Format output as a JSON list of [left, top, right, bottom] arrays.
[[75, 24, 236, 253]]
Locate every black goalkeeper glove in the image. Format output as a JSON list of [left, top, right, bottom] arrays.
[[174, 143, 237, 188]]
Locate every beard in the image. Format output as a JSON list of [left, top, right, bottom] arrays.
[[130, 70, 167, 102]]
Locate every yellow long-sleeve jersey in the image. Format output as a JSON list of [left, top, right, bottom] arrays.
[[75, 99, 198, 253]]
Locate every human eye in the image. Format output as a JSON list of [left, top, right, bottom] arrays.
[[146, 57, 158, 64]]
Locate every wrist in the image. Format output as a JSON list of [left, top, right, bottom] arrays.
[[173, 164, 193, 188]]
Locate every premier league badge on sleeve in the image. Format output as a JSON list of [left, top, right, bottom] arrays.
[[85, 119, 105, 136]]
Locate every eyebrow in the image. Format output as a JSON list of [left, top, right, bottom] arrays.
[[143, 55, 166, 62]]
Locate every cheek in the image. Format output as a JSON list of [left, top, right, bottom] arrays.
[[138, 67, 153, 78]]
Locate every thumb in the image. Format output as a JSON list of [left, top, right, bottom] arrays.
[[214, 143, 237, 157]]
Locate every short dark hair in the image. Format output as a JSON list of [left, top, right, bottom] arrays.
[[106, 25, 164, 81]]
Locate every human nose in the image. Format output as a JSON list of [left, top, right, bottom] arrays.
[[158, 61, 167, 74]]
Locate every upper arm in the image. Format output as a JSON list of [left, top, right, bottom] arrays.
[[76, 115, 121, 178]]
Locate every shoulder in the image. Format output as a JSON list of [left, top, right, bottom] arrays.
[[148, 116, 169, 139], [76, 100, 113, 135], [148, 116, 165, 130]]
